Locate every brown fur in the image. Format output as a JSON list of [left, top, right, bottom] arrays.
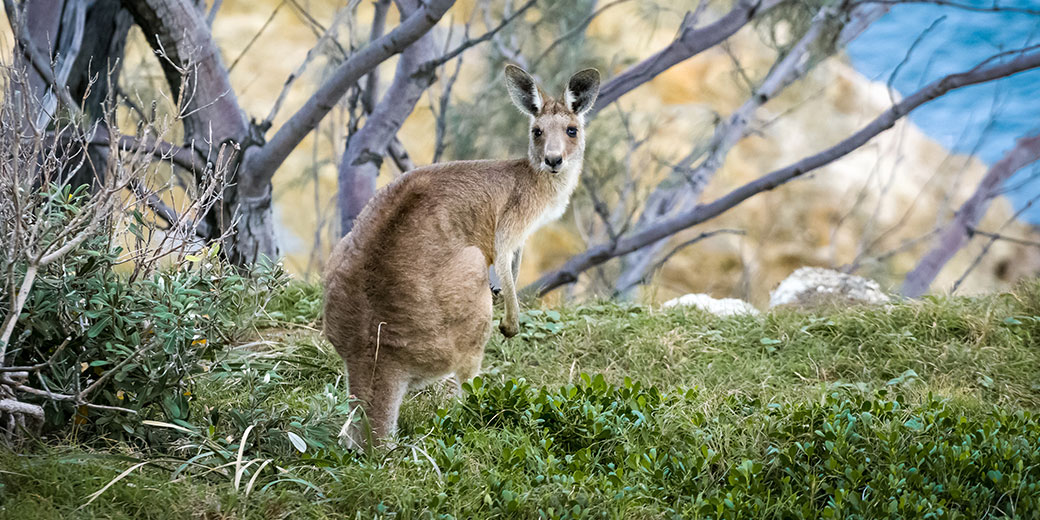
[[323, 66, 599, 446]]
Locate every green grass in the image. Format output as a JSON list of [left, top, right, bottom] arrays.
[[3, 280, 1040, 519]]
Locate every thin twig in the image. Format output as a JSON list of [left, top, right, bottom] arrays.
[[228, 0, 287, 73], [0, 337, 71, 373], [532, 0, 633, 68], [967, 228, 1040, 249], [422, 0, 537, 72], [632, 229, 746, 289]]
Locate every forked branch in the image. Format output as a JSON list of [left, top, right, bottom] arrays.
[[243, 0, 456, 188]]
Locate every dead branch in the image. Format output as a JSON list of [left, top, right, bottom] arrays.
[[68, 128, 207, 173], [422, 0, 537, 72], [480, 0, 529, 70], [967, 227, 1040, 249], [262, 2, 356, 131], [357, 0, 414, 173], [0, 337, 71, 374], [532, 0, 633, 69], [853, 0, 1040, 16], [951, 189, 1040, 294], [227, 0, 286, 73], [630, 229, 746, 292], [338, 0, 441, 233], [3, 0, 82, 122]]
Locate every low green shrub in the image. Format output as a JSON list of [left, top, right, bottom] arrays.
[[4, 216, 292, 442], [347, 377, 1040, 519]]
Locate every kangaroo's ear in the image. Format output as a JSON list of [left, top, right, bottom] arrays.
[[564, 68, 600, 115], [505, 64, 542, 117]]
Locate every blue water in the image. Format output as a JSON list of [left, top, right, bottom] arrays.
[[846, 0, 1040, 222]]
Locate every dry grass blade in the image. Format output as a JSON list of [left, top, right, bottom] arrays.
[[245, 459, 274, 496], [79, 461, 150, 509], [233, 424, 257, 492]]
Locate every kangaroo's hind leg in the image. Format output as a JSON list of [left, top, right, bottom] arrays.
[[450, 252, 494, 394], [344, 356, 409, 448], [364, 363, 410, 443]]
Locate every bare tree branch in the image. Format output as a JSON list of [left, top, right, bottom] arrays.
[[3, 0, 81, 120], [967, 227, 1040, 249], [361, 0, 391, 114], [629, 228, 745, 291], [227, 0, 286, 73], [590, 0, 785, 117], [123, 0, 250, 158], [73, 128, 207, 173], [358, 0, 414, 173], [206, 0, 222, 26], [338, 0, 441, 233], [262, 1, 355, 131], [480, 0, 529, 70], [0, 337, 71, 374], [387, 137, 415, 172], [950, 189, 1040, 294], [422, 0, 537, 72], [526, 46, 1040, 296], [242, 0, 456, 192], [901, 131, 1040, 297]]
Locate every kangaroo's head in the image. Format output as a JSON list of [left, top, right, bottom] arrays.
[[504, 65, 600, 175]]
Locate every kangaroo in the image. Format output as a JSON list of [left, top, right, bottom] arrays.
[[323, 65, 600, 446]]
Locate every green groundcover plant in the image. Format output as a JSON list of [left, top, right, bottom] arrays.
[[3, 279, 1040, 519]]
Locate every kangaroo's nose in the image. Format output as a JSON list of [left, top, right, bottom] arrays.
[[544, 156, 563, 169]]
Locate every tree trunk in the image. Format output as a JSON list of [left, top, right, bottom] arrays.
[[69, 0, 133, 189], [121, 0, 275, 263], [6, 0, 132, 189]]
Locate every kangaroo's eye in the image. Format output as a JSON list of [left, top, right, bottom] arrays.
[[532, 128, 542, 138], [566, 127, 578, 138]]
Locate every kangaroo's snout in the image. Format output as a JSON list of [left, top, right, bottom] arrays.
[[544, 155, 563, 171]]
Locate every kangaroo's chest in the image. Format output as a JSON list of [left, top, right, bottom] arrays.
[[531, 167, 580, 233], [494, 166, 581, 260]]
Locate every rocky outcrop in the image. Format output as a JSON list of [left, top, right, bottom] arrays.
[[770, 267, 889, 308]]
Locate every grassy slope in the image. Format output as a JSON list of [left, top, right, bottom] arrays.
[[3, 281, 1040, 519]]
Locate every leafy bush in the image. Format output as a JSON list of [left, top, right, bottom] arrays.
[[339, 377, 1040, 519], [4, 208, 292, 440]]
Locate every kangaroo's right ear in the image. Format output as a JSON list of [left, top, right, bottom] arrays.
[[504, 64, 542, 117]]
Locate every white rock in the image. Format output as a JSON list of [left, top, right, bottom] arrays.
[[662, 293, 760, 317], [769, 267, 889, 308]]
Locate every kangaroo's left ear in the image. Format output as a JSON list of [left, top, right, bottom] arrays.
[[564, 68, 601, 115]]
